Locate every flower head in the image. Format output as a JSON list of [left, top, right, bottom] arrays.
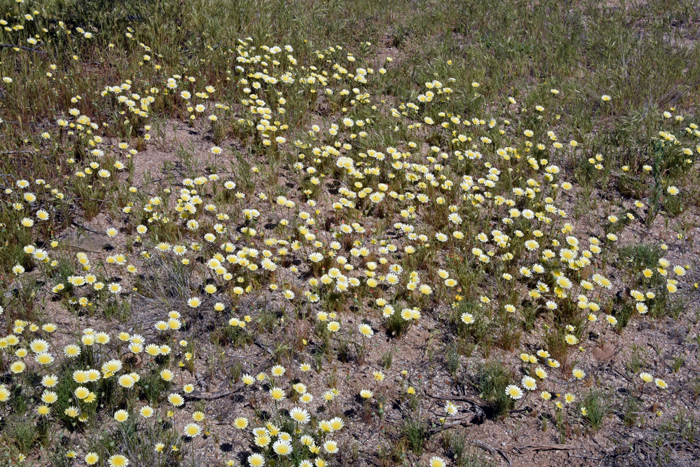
[[184, 423, 202, 438], [505, 385, 523, 400], [108, 455, 129, 467], [273, 439, 293, 456]]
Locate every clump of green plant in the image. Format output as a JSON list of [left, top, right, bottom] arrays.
[[400, 418, 427, 456], [445, 342, 461, 376], [85, 415, 184, 467], [385, 309, 413, 337], [0, 413, 40, 456], [473, 361, 515, 418], [211, 323, 252, 347], [380, 348, 394, 369], [624, 344, 647, 375], [618, 243, 662, 276], [580, 390, 610, 430], [623, 394, 642, 428], [443, 430, 496, 467]]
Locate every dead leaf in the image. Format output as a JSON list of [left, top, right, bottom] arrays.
[[592, 344, 616, 362]]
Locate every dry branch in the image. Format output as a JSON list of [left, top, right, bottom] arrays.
[[0, 44, 47, 54]]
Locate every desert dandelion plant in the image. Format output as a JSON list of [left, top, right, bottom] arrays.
[[0, 3, 695, 465]]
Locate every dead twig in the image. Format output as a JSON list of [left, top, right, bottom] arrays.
[[425, 388, 486, 422], [569, 454, 602, 461], [472, 439, 512, 467], [427, 418, 474, 436], [0, 44, 47, 54], [253, 336, 276, 357], [513, 444, 579, 454], [425, 389, 481, 407], [186, 358, 272, 400], [71, 220, 105, 236]]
